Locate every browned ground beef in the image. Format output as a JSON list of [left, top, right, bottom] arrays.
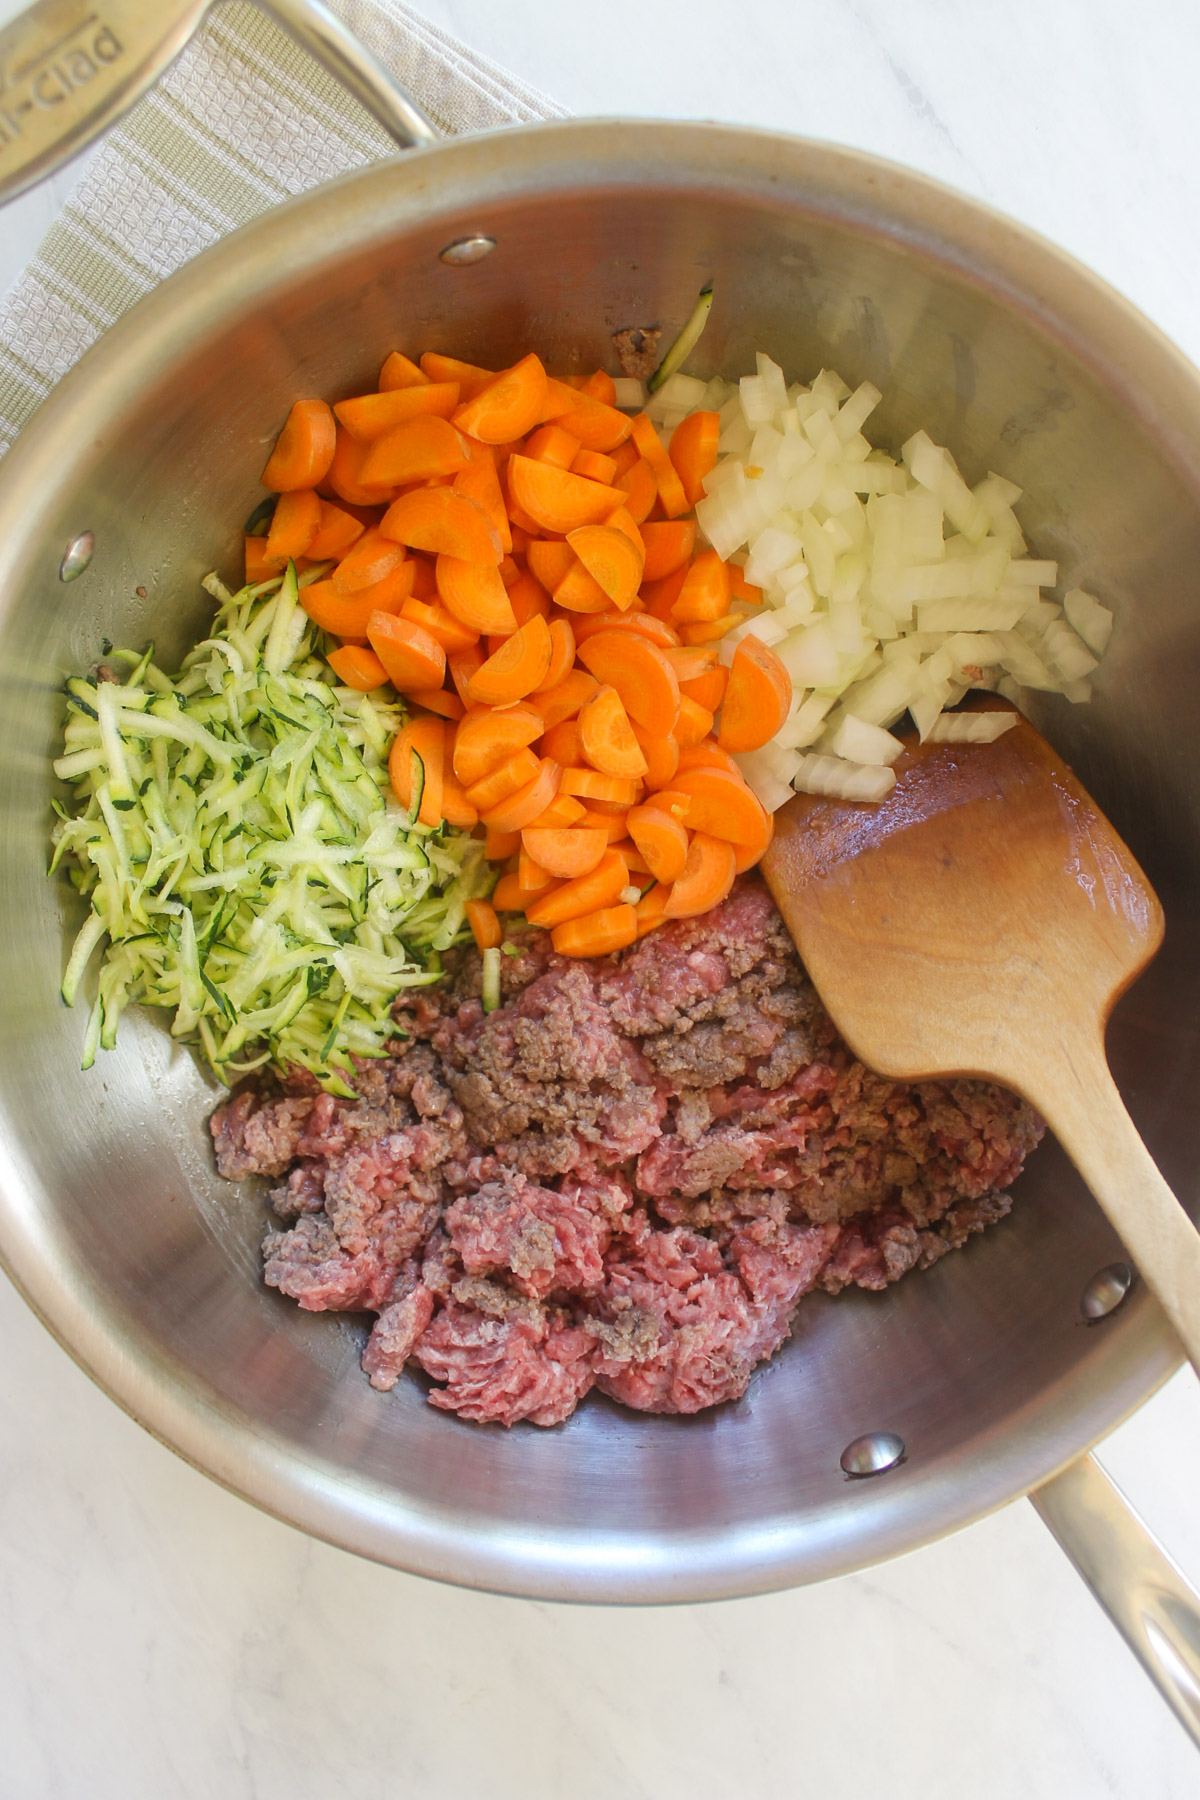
[[211, 880, 1043, 1427]]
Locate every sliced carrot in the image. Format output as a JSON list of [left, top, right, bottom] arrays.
[[534, 617, 576, 692], [381, 489, 502, 564], [306, 498, 366, 562], [673, 549, 731, 623], [485, 827, 521, 860], [245, 535, 283, 582], [677, 741, 740, 777], [262, 399, 337, 492], [663, 832, 736, 919], [611, 839, 652, 876], [334, 383, 460, 441], [408, 685, 465, 721], [524, 423, 583, 468], [610, 439, 640, 478], [663, 643, 719, 683], [333, 525, 406, 594], [529, 792, 587, 827], [680, 614, 744, 646], [466, 615, 553, 705], [572, 611, 679, 649], [400, 596, 479, 654], [362, 416, 470, 487], [718, 635, 793, 753], [627, 804, 690, 883], [441, 766, 479, 829], [507, 571, 551, 627], [327, 644, 388, 691], [634, 882, 670, 937], [464, 898, 502, 951], [435, 556, 517, 635], [614, 456, 658, 525], [541, 718, 582, 766], [325, 426, 397, 507], [551, 904, 638, 958], [572, 448, 617, 484], [631, 720, 679, 789], [494, 870, 560, 912], [640, 520, 696, 582], [641, 561, 691, 624], [453, 706, 543, 785], [508, 457, 624, 534], [673, 694, 714, 748], [598, 505, 644, 553], [521, 827, 608, 880], [668, 410, 720, 507], [577, 806, 630, 844], [553, 557, 612, 614], [559, 767, 642, 805], [517, 848, 557, 895], [641, 788, 692, 824], [300, 563, 414, 640], [732, 796, 774, 873], [670, 766, 771, 846], [388, 715, 444, 826], [567, 523, 645, 611], [367, 611, 446, 691], [453, 353, 548, 443], [527, 668, 599, 732], [480, 757, 562, 832], [583, 370, 617, 405], [408, 555, 438, 599], [465, 747, 541, 813], [576, 631, 681, 734], [448, 643, 486, 705], [525, 849, 630, 927], [579, 685, 648, 779], [729, 565, 764, 607], [630, 414, 689, 518], [540, 380, 632, 452], [526, 540, 575, 592], [419, 352, 496, 399], [453, 457, 512, 554], [265, 488, 321, 563], [379, 351, 429, 391], [681, 666, 729, 713]]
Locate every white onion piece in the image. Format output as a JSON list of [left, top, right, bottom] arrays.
[[925, 712, 1019, 743], [612, 377, 646, 410], [1063, 588, 1114, 656], [829, 714, 906, 766], [794, 753, 897, 802]]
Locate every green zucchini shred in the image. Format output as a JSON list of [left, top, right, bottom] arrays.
[[647, 281, 714, 394], [51, 562, 492, 1091]]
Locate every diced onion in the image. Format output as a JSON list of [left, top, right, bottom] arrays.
[[925, 712, 1019, 743]]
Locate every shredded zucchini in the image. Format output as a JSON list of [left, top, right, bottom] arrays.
[[648, 281, 714, 394], [51, 563, 492, 1093]]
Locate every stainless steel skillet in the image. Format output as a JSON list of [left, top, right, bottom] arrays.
[[1, 0, 1199, 1746]]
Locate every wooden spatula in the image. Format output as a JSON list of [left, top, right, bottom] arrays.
[[761, 703, 1200, 1374]]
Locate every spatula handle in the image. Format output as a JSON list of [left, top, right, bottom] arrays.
[[1035, 1037, 1200, 1377]]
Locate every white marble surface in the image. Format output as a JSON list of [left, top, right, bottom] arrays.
[[4, 1, 1200, 1794]]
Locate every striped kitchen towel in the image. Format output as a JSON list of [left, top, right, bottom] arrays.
[[0, 0, 562, 455]]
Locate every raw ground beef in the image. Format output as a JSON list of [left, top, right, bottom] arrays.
[[212, 880, 1043, 1428]]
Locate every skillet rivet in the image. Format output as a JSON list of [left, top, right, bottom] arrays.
[[1080, 1261, 1134, 1321], [840, 1431, 906, 1478], [59, 532, 94, 581], [439, 235, 496, 266]]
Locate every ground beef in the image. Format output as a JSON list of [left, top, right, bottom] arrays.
[[212, 879, 1044, 1428]]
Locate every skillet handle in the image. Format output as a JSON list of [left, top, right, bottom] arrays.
[[0, 0, 437, 208], [1031, 1452, 1200, 1748]]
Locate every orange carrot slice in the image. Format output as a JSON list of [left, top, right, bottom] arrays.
[[265, 488, 321, 563], [378, 351, 429, 391], [541, 719, 582, 766], [327, 644, 388, 691], [400, 596, 479, 654], [567, 523, 645, 611], [526, 540, 575, 592], [419, 351, 496, 398], [441, 766, 479, 829], [333, 524, 406, 594], [388, 715, 444, 826], [528, 792, 587, 828], [576, 806, 630, 843], [480, 757, 562, 832], [453, 457, 512, 554], [525, 849, 630, 927], [494, 869, 561, 912], [614, 456, 658, 525], [367, 611, 446, 691], [262, 399, 337, 491], [435, 556, 517, 635], [663, 832, 736, 919], [576, 631, 681, 734], [681, 666, 729, 713], [583, 370, 617, 405], [640, 520, 696, 582], [408, 685, 465, 721], [534, 617, 577, 692], [551, 903, 638, 958], [465, 747, 540, 813], [540, 380, 632, 452], [362, 415, 470, 486], [630, 414, 689, 518], [559, 767, 642, 805], [718, 636, 792, 753], [676, 741, 740, 777], [670, 766, 770, 845], [641, 561, 691, 623], [732, 796, 774, 873], [679, 614, 744, 645], [300, 563, 414, 640], [324, 426, 396, 508], [634, 882, 670, 937], [579, 685, 648, 779], [672, 693, 714, 748], [627, 804, 690, 883], [631, 720, 679, 790], [485, 827, 521, 860], [668, 410, 719, 507], [517, 848, 557, 895], [453, 353, 548, 442], [729, 565, 764, 607], [524, 423, 583, 468], [527, 668, 599, 732], [306, 498, 365, 562], [381, 489, 503, 564], [466, 615, 553, 705], [572, 611, 679, 649], [553, 556, 612, 614], [663, 643, 719, 682], [245, 536, 284, 582], [465, 898, 502, 951], [508, 457, 624, 534], [452, 704, 543, 785], [521, 827, 608, 880], [334, 382, 460, 440], [448, 644, 485, 705], [572, 448, 617, 484], [673, 548, 731, 623], [610, 839, 652, 875]]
